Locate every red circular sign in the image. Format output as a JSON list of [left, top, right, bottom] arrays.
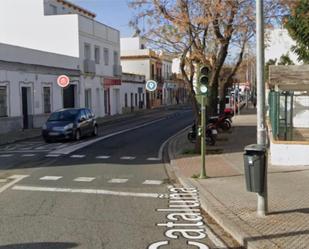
[[57, 75, 70, 88]]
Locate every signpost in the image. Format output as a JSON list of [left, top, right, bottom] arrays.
[[57, 75, 70, 88], [146, 80, 157, 92]]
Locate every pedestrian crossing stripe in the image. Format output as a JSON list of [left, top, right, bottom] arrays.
[[74, 177, 95, 182], [40, 176, 62, 181], [108, 178, 128, 183]]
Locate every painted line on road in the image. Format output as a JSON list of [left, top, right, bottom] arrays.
[[70, 155, 86, 158], [0, 179, 8, 183], [12, 185, 165, 198], [96, 155, 111, 159], [21, 154, 36, 157], [0, 154, 13, 158], [40, 176, 62, 181], [0, 175, 29, 194], [45, 154, 61, 158], [1, 150, 49, 153], [50, 117, 167, 155], [74, 177, 95, 182], [147, 157, 160, 161], [143, 180, 163, 185], [120, 156, 136, 160], [108, 178, 128, 183]]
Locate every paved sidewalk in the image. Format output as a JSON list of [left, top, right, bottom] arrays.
[[168, 107, 309, 249], [0, 104, 188, 146]]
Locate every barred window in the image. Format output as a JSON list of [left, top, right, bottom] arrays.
[[43, 87, 51, 114]]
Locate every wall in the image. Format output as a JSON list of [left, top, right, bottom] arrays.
[[120, 37, 146, 51], [120, 82, 146, 113], [293, 95, 309, 128], [121, 59, 151, 79], [0, 0, 79, 58]]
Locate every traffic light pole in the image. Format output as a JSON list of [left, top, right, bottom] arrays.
[[200, 95, 207, 179]]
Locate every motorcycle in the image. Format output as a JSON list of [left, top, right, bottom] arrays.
[[187, 122, 217, 146], [208, 111, 233, 131]]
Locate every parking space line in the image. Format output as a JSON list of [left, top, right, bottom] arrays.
[[40, 176, 62, 181], [108, 178, 128, 183], [74, 177, 95, 182], [147, 157, 160, 161], [143, 180, 163, 185], [22, 154, 36, 157], [45, 154, 60, 157]]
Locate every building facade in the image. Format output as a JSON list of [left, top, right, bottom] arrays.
[[0, 0, 121, 133]]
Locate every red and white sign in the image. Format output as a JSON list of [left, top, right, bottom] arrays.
[[57, 75, 70, 88]]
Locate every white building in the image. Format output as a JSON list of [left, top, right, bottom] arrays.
[[265, 28, 301, 65], [0, 0, 121, 133], [121, 73, 147, 113]]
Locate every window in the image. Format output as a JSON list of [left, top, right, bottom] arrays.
[[0, 86, 7, 117], [124, 93, 128, 107], [151, 64, 155, 79], [104, 48, 109, 65], [95, 46, 100, 64], [43, 87, 51, 114], [84, 43, 91, 60], [113, 51, 118, 65], [50, 4, 57, 14], [130, 93, 133, 107], [85, 89, 92, 109], [135, 93, 138, 106]]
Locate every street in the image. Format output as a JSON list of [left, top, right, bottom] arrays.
[[0, 107, 218, 249]]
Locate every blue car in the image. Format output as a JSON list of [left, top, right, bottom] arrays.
[[42, 108, 98, 143]]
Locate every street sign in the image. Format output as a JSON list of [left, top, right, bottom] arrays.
[[146, 80, 157, 92], [57, 75, 70, 88]]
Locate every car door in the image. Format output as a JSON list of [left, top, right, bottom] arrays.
[[78, 109, 88, 136], [85, 109, 93, 135]]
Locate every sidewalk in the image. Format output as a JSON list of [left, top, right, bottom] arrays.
[[168, 107, 309, 249], [0, 104, 188, 146]]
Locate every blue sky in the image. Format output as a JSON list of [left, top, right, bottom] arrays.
[[70, 0, 135, 37]]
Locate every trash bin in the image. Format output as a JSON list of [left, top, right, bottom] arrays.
[[243, 144, 267, 193]]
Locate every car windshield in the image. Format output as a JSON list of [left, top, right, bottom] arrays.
[[48, 110, 79, 122]]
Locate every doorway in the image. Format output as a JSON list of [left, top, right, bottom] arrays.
[[21, 87, 31, 129], [63, 85, 76, 108]]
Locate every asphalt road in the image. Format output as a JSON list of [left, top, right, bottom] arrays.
[[0, 107, 220, 249]]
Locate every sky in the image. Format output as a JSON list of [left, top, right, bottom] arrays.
[[70, 0, 135, 37]]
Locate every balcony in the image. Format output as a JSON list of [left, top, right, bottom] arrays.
[[113, 65, 122, 77], [84, 59, 96, 74]]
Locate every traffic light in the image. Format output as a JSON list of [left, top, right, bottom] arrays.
[[199, 66, 210, 95]]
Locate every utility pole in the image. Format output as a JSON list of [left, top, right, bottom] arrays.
[[200, 95, 206, 178], [256, 0, 268, 216]]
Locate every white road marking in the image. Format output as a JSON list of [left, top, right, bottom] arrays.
[[0, 154, 13, 158], [1, 150, 49, 153], [21, 154, 36, 157], [143, 180, 163, 185], [0, 179, 7, 183], [51, 117, 166, 155], [120, 156, 136, 160], [40, 176, 62, 181], [12, 185, 163, 198], [0, 175, 29, 194], [70, 155, 86, 158], [108, 178, 128, 183], [147, 157, 160, 161], [45, 154, 60, 157], [74, 177, 95, 182], [96, 155, 110, 159]]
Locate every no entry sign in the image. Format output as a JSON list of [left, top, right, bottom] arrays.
[[57, 75, 70, 88]]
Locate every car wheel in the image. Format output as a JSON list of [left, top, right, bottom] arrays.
[[75, 129, 81, 141], [44, 138, 52, 143], [93, 125, 98, 136]]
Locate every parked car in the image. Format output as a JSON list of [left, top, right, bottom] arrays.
[[42, 108, 98, 143]]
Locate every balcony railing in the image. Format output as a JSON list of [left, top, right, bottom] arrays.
[[113, 65, 122, 77], [84, 59, 96, 74]]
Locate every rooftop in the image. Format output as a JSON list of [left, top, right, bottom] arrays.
[[56, 0, 96, 18]]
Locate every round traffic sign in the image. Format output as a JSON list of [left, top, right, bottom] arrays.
[[57, 75, 70, 88], [146, 80, 157, 92]]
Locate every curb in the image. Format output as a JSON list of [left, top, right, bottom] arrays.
[[165, 129, 279, 249]]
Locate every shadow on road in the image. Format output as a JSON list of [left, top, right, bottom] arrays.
[[0, 242, 78, 249]]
